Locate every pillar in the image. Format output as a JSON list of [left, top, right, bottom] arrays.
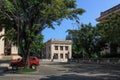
[[0, 28, 5, 59]]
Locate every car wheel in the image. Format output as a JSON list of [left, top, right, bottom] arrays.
[[12, 65, 18, 71], [31, 65, 36, 70]]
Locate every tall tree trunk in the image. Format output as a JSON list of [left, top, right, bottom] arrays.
[[110, 43, 118, 56]]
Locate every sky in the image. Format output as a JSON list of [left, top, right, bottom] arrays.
[[42, 0, 120, 42]]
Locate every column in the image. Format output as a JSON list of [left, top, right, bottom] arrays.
[[11, 45, 19, 59], [69, 45, 72, 59], [0, 28, 5, 59], [58, 45, 60, 62]]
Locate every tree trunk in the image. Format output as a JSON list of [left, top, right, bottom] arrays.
[[18, 34, 31, 69], [110, 43, 118, 55]]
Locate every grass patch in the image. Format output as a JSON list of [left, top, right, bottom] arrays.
[[18, 68, 37, 73]]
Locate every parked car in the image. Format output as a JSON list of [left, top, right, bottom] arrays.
[[10, 56, 39, 70]]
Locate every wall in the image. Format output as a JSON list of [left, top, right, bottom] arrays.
[[0, 28, 5, 59]]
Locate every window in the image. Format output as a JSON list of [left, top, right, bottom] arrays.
[[65, 53, 68, 59], [60, 53, 63, 58], [55, 46, 58, 50], [65, 46, 68, 50], [49, 46, 51, 50], [53, 53, 58, 59], [60, 46, 63, 50]]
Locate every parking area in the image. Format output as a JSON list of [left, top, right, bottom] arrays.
[[0, 61, 120, 80]]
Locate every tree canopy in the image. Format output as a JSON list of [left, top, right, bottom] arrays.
[[97, 13, 120, 56], [97, 13, 120, 45], [67, 23, 103, 58], [0, 0, 85, 67]]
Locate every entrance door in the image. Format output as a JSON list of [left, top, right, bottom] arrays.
[[4, 39, 11, 56]]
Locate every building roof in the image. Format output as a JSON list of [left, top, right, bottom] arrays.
[[45, 39, 72, 45], [96, 4, 120, 22]]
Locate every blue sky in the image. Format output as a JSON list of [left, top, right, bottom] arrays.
[[42, 0, 120, 42]]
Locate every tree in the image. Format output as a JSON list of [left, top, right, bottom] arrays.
[[0, 0, 85, 68], [97, 13, 120, 56], [29, 34, 44, 55], [67, 23, 102, 58]]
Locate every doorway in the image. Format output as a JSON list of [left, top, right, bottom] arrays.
[[4, 39, 11, 56]]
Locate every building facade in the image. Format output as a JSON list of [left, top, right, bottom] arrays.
[[0, 28, 19, 60], [42, 39, 72, 62]]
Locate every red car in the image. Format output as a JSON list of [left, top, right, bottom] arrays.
[[10, 56, 39, 70]]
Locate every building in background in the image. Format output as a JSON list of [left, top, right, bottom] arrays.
[[0, 28, 19, 60], [41, 39, 72, 62], [96, 4, 120, 21], [96, 4, 120, 54]]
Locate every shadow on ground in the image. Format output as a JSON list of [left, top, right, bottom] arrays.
[[0, 67, 8, 76], [42, 62, 120, 80], [63, 63, 120, 77], [40, 74, 120, 80]]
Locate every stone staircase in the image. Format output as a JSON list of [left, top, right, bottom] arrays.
[[1, 56, 12, 60], [0, 56, 11, 71]]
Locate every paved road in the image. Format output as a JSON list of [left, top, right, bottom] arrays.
[[0, 62, 120, 80]]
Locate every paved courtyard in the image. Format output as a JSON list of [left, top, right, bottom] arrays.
[[0, 61, 120, 80]]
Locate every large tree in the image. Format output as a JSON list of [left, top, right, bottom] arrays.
[[67, 23, 102, 58], [0, 0, 85, 68], [97, 13, 120, 56]]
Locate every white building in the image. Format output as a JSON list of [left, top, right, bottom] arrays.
[[0, 28, 19, 60], [42, 39, 72, 62]]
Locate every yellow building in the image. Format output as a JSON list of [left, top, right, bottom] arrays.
[[0, 28, 20, 60]]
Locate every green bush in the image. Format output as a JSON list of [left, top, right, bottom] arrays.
[[101, 53, 120, 58], [18, 68, 37, 73]]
